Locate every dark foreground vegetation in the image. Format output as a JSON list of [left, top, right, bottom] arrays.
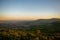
[[0, 29, 60, 40]]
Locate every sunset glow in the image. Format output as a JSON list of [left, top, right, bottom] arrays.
[[0, 0, 60, 20], [0, 16, 60, 20]]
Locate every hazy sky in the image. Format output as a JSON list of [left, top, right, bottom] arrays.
[[0, 0, 60, 20]]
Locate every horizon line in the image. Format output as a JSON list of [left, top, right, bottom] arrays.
[[0, 18, 60, 21], [0, 16, 60, 20]]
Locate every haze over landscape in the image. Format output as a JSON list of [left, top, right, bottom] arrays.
[[0, 0, 60, 20], [0, 0, 60, 40]]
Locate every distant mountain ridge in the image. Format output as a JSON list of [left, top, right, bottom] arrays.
[[0, 18, 60, 24], [24, 18, 60, 25]]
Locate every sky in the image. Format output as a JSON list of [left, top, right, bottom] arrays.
[[0, 0, 60, 20]]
